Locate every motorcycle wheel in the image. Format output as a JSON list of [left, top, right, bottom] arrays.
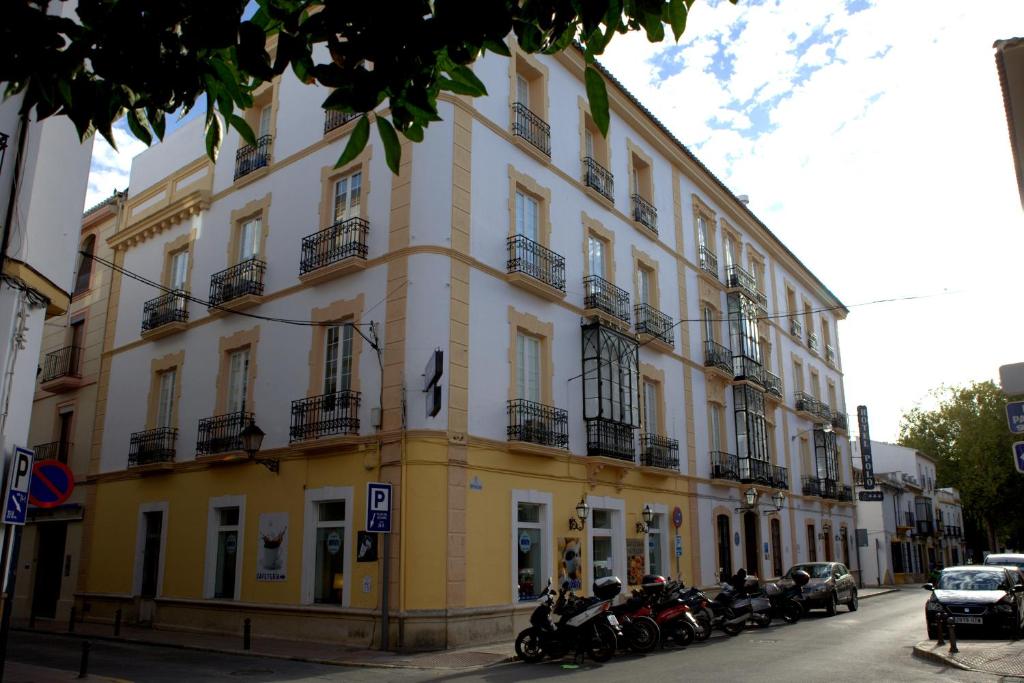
[[752, 613, 772, 629], [721, 610, 744, 637], [627, 616, 660, 653], [514, 628, 545, 663], [587, 622, 618, 663], [694, 614, 712, 642], [782, 600, 803, 624], [669, 620, 696, 646]]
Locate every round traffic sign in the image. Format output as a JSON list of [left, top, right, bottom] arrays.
[[28, 460, 74, 509], [672, 506, 683, 528]]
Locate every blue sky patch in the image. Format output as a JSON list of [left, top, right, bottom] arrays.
[[648, 45, 686, 82], [845, 0, 871, 14], [706, 37, 736, 81]]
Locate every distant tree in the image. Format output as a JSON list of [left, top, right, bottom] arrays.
[[899, 381, 1024, 554], [2, 0, 732, 172]]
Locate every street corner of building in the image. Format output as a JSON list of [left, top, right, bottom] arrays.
[[912, 639, 1024, 677]]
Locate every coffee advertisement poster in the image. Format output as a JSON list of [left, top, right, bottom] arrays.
[[256, 512, 288, 581]]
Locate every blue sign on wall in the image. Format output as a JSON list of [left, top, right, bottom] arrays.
[[1007, 402, 1024, 434], [1014, 442, 1024, 475], [3, 447, 34, 526], [366, 482, 392, 533]]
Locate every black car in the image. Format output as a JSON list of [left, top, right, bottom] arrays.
[[924, 565, 1024, 639], [781, 562, 858, 615]]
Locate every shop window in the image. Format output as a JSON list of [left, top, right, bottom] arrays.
[[213, 506, 241, 599], [647, 513, 663, 577], [313, 501, 346, 604], [592, 509, 615, 581], [516, 502, 545, 600]]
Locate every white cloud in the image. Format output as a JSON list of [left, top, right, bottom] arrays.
[[603, 0, 1024, 440], [84, 124, 147, 210]]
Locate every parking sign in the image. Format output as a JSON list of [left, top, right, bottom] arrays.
[[3, 447, 34, 525], [366, 482, 392, 533], [1014, 442, 1024, 474]]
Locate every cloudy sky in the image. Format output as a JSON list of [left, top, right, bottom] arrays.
[[84, 0, 1024, 441]]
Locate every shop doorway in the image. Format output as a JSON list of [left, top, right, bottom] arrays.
[[140, 510, 163, 598], [823, 525, 833, 562], [31, 522, 67, 619], [742, 511, 759, 576]]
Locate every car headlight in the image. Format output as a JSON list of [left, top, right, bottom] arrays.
[[925, 598, 943, 612], [994, 603, 1014, 613]]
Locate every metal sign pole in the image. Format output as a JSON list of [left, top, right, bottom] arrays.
[[381, 532, 389, 651], [0, 523, 22, 683]]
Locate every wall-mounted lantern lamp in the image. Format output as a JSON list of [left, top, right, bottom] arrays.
[[568, 497, 589, 531], [763, 490, 786, 515], [241, 419, 276, 473], [635, 504, 654, 534]]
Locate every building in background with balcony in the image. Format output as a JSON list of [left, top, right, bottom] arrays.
[[74, 39, 855, 650], [853, 440, 947, 584], [16, 193, 124, 623]]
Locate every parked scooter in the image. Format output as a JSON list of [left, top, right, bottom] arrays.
[[716, 570, 772, 628], [679, 585, 746, 637], [515, 577, 625, 663], [757, 569, 808, 624], [638, 575, 702, 646], [608, 591, 661, 653]]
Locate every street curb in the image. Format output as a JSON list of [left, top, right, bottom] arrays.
[[911, 642, 973, 671], [859, 588, 901, 600], [11, 627, 516, 671]]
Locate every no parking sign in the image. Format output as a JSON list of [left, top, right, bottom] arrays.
[[28, 460, 74, 508]]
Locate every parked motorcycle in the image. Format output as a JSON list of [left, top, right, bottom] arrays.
[[608, 591, 661, 653], [757, 569, 808, 624], [679, 584, 746, 637], [515, 576, 624, 664], [638, 575, 701, 646], [715, 572, 772, 628]]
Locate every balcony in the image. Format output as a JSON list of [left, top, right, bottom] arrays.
[[582, 157, 614, 202], [234, 134, 272, 180], [507, 399, 569, 450], [711, 450, 740, 481], [640, 434, 679, 470], [732, 355, 765, 388], [832, 412, 848, 432], [290, 391, 361, 443], [771, 465, 791, 490], [826, 344, 836, 366], [802, 476, 839, 499], [196, 411, 253, 456], [583, 275, 630, 324], [40, 346, 83, 393], [704, 340, 733, 377], [740, 457, 773, 485], [32, 441, 71, 464], [511, 102, 551, 157], [698, 246, 718, 280], [506, 234, 566, 300], [209, 258, 265, 311], [897, 511, 916, 530], [585, 418, 635, 461], [128, 427, 177, 467], [141, 290, 189, 339], [837, 485, 854, 502], [808, 332, 819, 353], [724, 265, 757, 298], [631, 195, 657, 233], [794, 391, 822, 418], [790, 318, 803, 337], [915, 519, 935, 537], [324, 110, 359, 135], [764, 370, 783, 400], [299, 217, 369, 284], [634, 303, 673, 349]]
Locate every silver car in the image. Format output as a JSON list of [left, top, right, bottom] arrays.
[[782, 562, 858, 615]]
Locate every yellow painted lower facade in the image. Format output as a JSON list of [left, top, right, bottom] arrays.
[[79, 433, 696, 650]]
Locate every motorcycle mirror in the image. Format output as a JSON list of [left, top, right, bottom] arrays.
[[922, 583, 934, 591]]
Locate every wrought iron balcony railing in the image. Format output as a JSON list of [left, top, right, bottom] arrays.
[[899, 511, 916, 528], [634, 303, 673, 346], [324, 110, 359, 135], [209, 258, 265, 307], [142, 290, 189, 333], [585, 419, 635, 461], [41, 346, 82, 383], [711, 450, 740, 481], [507, 234, 566, 292], [582, 157, 614, 201], [300, 217, 369, 275], [699, 245, 718, 279], [771, 464, 791, 490], [725, 264, 756, 293], [826, 344, 836, 366], [196, 411, 253, 455], [33, 441, 71, 463], [128, 427, 177, 467], [816, 401, 833, 422], [916, 519, 935, 536], [631, 194, 657, 233], [290, 390, 361, 442], [740, 457, 773, 485], [802, 475, 823, 497], [703, 340, 733, 375], [764, 369, 783, 399], [808, 332, 819, 353], [583, 275, 630, 323], [790, 318, 803, 337], [837, 485, 854, 502], [234, 134, 272, 180], [507, 399, 569, 449], [794, 391, 821, 416], [732, 355, 765, 387], [512, 102, 551, 157], [640, 434, 679, 469], [832, 412, 848, 431]]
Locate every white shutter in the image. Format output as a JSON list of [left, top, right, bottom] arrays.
[[228, 349, 250, 413], [258, 105, 272, 138], [239, 218, 260, 260], [323, 326, 339, 395], [339, 323, 353, 392], [170, 251, 188, 290], [710, 406, 721, 452], [157, 369, 176, 428], [723, 234, 734, 270], [516, 333, 540, 403], [644, 382, 658, 435], [697, 216, 707, 249], [516, 74, 530, 106], [516, 192, 539, 242], [585, 129, 594, 159], [638, 268, 650, 306], [588, 237, 604, 279]]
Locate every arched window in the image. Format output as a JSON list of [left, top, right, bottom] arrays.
[[73, 235, 95, 295]]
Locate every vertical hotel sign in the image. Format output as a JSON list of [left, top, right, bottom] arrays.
[[857, 405, 875, 489]]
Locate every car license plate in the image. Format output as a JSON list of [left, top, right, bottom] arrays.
[[606, 615, 619, 626], [951, 616, 983, 625]]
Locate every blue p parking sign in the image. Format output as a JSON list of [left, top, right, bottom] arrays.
[[366, 482, 392, 533]]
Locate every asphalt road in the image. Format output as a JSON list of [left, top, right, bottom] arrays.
[[2, 590, 1007, 682]]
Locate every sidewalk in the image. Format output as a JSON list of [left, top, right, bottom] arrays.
[[913, 639, 1024, 677], [13, 586, 902, 672], [3, 660, 127, 683]]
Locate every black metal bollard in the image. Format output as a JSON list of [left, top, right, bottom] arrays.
[[936, 612, 945, 646], [114, 608, 122, 636], [947, 620, 958, 654], [68, 606, 76, 633], [243, 618, 251, 650], [77, 641, 90, 679]]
